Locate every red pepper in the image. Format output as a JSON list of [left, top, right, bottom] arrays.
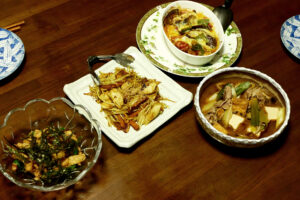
[[174, 41, 189, 52]]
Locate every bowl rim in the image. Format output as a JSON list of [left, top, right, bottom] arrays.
[[161, 0, 225, 59], [194, 67, 291, 147], [0, 97, 102, 191]]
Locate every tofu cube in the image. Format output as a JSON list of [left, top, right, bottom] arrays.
[[229, 114, 245, 130], [265, 106, 279, 120]]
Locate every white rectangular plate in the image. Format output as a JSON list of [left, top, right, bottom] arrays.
[[63, 46, 193, 148]]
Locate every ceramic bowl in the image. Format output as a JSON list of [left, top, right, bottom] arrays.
[[0, 97, 102, 191], [161, 0, 224, 65], [194, 67, 291, 148]]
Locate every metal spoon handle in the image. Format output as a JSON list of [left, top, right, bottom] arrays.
[[87, 56, 101, 85], [87, 53, 135, 86], [224, 0, 233, 8], [96, 55, 115, 60]]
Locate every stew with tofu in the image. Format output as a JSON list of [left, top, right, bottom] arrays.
[[200, 73, 286, 139]]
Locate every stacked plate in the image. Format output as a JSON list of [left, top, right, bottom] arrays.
[[0, 28, 25, 80], [280, 15, 300, 59]]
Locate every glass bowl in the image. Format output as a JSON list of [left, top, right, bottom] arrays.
[[0, 97, 102, 191]]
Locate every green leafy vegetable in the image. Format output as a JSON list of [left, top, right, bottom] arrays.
[[13, 159, 24, 172], [4, 126, 85, 186]]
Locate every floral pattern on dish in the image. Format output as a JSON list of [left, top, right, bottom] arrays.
[[136, 3, 242, 77]]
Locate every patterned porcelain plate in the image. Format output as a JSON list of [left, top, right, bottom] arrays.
[[280, 15, 300, 59], [136, 3, 242, 77], [0, 28, 25, 80]]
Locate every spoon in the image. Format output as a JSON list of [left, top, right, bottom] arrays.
[[213, 0, 234, 31], [87, 53, 135, 85]]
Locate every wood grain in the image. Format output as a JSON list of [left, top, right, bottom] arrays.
[[0, 0, 299, 199]]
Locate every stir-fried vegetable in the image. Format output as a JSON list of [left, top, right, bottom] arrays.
[[4, 127, 86, 186], [86, 67, 170, 133]]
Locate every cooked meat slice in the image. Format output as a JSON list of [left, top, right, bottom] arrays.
[[144, 103, 162, 125], [163, 9, 179, 25], [108, 88, 124, 109], [206, 35, 217, 48], [143, 81, 158, 94], [205, 111, 218, 124], [243, 86, 274, 106], [223, 85, 232, 100], [216, 108, 225, 120], [62, 153, 86, 167], [99, 93, 111, 103], [215, 99, 232, 110]]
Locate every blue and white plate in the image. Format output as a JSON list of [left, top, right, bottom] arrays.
[[280, 15, 300, 59], [0, 28, 25, 80]]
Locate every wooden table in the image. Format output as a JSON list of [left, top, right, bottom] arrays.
[[0, 0, 299, 199]]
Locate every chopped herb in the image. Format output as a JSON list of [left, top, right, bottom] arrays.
[[140, 40, 148, 45], [145, 49, 153, 55], [150, 42, 157, 49], [222, 55, 231, 64], [4, 126, 86, 186]]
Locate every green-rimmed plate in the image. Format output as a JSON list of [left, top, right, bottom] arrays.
[[136, 3, 242, 77]]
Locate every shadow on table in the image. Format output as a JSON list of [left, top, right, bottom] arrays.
[[0, 56, 26, 86], [105, 101, 194, 153], [281, 42, 300, 64], [196, 120, 290, 158]]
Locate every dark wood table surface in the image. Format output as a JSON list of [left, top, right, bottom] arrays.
[[0, 0, 299, 199]]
